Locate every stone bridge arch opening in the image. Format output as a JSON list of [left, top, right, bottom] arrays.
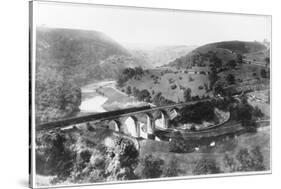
[[154, 110, 169, 130], [108, 120, 120, 132], [124, 116, 139, 138]]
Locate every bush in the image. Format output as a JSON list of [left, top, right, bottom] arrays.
[[175, 101, 215, 124], [193, 158, 221, 175], [226, 74, 235, 85], [227, 60, 237, 69], [152, 92, 175, 106], [163, 160, 181, 177], [189, 76, 194, 82], [36, 131, 76, 179], [169, 132, 195, 153], [139, 155, 164, 179], [260, 69, 269, 78], [183, 88, 192, 102], [170, 84, 177, 90], [236, 147, 265, 172], [198, 85, 204, 90]]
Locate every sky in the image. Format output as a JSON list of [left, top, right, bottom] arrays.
[[34, 1, 271, 47]]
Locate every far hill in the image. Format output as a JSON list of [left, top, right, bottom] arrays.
[[129, 45, 197, 68], [168, 41, 267, 69]]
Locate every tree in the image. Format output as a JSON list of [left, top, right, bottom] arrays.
[[209, 67, 219, 89], [136, 89, 151, 102], [139, 155, 164, 179], [152, 92, 175, 106], [169, 131, 196, 153], [253, 106, 264, 119], [227, 60, 237, 69], [237, 54, 243, 64], [214, 82, 225, 96], [126, 86, 132, 95], [235, 100, 254, 126], [163, 159, 182, 177], [183, 88, 192, 102], [36, 131, 76, 180], [193, 158, 221, 175], [175, 101, 215, 124], [235, 147, 265, 172], [265, 57, 270, 67], [260, 69, 268, 78], [210, 53, 222, 68], [106, 137, 139, 181], [226, 74, 235, 85], [223, 154, 237, 172]]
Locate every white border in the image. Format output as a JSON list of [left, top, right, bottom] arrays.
[[30, 1, 272, 188]]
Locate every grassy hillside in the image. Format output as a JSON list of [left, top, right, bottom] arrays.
[[168, 41, 267, 69], [120, 41, 270, 107], [120, 67, 211, 103]]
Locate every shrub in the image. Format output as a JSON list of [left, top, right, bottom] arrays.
[[175, 101, 215, 124], [35, 131, 76, 179], [163, 160, 181, 177], [226, 74, 235, 85], [193, 158, 221, 175], [183, 88, 192, 102], [260, 69, 269, 78], [171, 84, 177, 90], [169, 132, 195, 153], [139, 155, 164, 179]]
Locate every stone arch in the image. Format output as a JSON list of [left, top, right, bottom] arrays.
[[154, 110, 169, 129], [124, 116, 139, 138], [108, 120, 120, 132]]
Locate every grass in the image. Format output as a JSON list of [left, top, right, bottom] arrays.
[[123, 67, 211, 102]]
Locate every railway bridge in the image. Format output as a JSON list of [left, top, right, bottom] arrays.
[[36, 99, 211, 140]]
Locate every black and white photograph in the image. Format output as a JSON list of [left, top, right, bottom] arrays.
[[30, 1, 271, 188]]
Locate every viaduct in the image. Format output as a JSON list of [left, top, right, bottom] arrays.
[[36, 99, 211, 140]]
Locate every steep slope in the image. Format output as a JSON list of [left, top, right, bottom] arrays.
[[168, 41, 267, 69], [35, 27, 144, 123], [36, 27, 147, 85]]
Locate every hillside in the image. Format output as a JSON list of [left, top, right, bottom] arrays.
[[168, 41, 267, 69], [119, 41, 270, 105], [36, 27, 148, 85], [35, 27, 148, 123]]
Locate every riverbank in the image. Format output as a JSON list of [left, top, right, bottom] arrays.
[[79, 80, 148, 114]]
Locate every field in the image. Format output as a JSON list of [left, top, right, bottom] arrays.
[[123, 67, 211, 102]]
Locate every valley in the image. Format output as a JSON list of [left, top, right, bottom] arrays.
[[35, 27, 271, 186]]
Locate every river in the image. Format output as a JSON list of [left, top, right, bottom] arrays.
[[79, 80, 148, 114]]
